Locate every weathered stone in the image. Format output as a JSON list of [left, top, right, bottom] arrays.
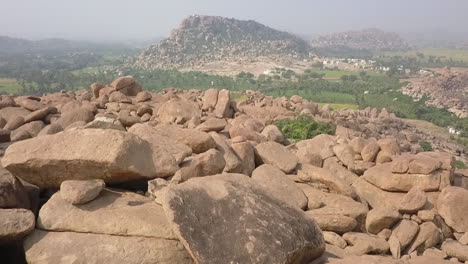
[[407, 222, 441, 254], [213, 89, 231, 118], [56, 108, 94, 128], [38, 189, 176, 239], [231, 142, 256, 176], [84, 116, 126, 131], [3, 129, 177, 188], [390, 219, 420, 251], [423, 247, 448, 259], [11, 120, 45, 140], [366, 208, 401, 234], [0, 208, 35, 241], [323, 157, 360, 186], [0, 167, 30, 209], [4, 116, 25, 131], [333, 144, 355, 167], [209, 132, 242, 172], [441, 240, 468, 262], [196, 118, 227, 132], [37, 123, 63, 136], [343, 232, 389, 255], [111, 76, 141, 96], [252, 164, 308, 209], [399, 186, 427, 213], [255, 141, 298, 173], [24, 106, 57, 123], [128, 123, 192, 164], [15, 97, 44, 111], [202, 88, 218, 110], [152, 124, 216, 154], [298, 164, 356, 198], [307, 213, 358, 233], [177, 149, 226, 181], [352, 178, 404, 210], [158, 98, 201, 124], [163, 174, 325, 264], [299, 184, 368, 222], [24, 230, 192, 264], [377, 137, 401, 155], [323, 231, 347, 249], [295, 134, 336, 160], [437, 186, 468, 233], [376, 151, 393, 164], [60, 180, 105, 205], [408, 157, 442, 175], [363, 163, 441, 192], [261, 125, 284, 143], [361, 141, 380, 162]]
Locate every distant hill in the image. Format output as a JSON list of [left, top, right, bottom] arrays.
[[0, 36, 131, 55], [133, 15, 312, 70], [310, 28, 410, 55]]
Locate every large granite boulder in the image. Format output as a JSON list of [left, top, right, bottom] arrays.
[[437, 186, 468, 233], [2, 129, 178, 188], [163, 173, 325, 264]]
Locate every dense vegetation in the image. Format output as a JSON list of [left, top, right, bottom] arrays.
[[274, 115, 335, 141]]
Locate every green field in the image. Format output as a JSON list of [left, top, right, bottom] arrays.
[[0, 78, 22, 94], [318, 103, 359, 110], [382, 48, 468, 62], [310, 69, 384, 79]]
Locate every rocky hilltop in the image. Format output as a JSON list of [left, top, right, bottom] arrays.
[[133, 15, 312, 70], [311, 28, 410, 52], [1, 77, 468, 263], [403, 69, 468, 118]]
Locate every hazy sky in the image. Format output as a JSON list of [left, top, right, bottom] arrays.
[[2, 0, 468, 41]]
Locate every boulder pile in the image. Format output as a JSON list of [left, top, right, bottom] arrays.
[[1, 76, 468, 264]]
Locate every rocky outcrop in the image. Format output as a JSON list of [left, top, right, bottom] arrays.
[[133, 15, 311, 70], [0, 79, 467, 263], [163, 174, 325, 264]]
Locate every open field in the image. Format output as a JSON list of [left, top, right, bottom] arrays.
[[382, 48, 468, 62], [318, 103, 359, 110], [0, 78, 22, 94]]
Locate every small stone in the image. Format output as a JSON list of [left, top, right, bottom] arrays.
[[399, 186, 427, 214], [323, 231, 347, 249], [377, 229, 392, 240], [411, 215, 422, 224], [418, 210, 435, 222], [60, 180, 105, 205]]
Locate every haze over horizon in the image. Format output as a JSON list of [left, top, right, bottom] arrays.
[[2, 0, 468, 42]]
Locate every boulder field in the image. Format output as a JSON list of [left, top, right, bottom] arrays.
[[0, 76, 468, 263]]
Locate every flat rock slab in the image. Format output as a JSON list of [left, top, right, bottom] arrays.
[[38, 189, 176, 239], [2, 129, 178, 188], [163, 173, 325, 264], [24, 229, 193, 264]]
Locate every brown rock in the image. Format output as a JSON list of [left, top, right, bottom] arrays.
[[60, 180, 105, 205], [0, 208, 35, 241], [152, 124, 216, 154], [255, 141, 298, 173], [231, 141, 256, 176], [366, 208, 401, 234], [213, 89, 231, 118], [24, 230, 192, 264], [361, 141, 380, 162], [3, 129, 177, 188], [437, 186, 468, 232], [163, 174, 325, 264], [252, 164, 308, 209], [399, 186, 427, 213], [307, 213, 358, 233], [343, 232, 389, 255]]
